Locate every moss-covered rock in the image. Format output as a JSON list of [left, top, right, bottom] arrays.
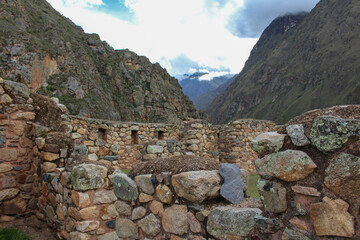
[[255, 150, 316, 182], [71, 164, 107, 191], [309, 115, 360, 152], [207, 206, 262, 239]]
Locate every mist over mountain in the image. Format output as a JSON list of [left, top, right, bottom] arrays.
[[178, 72, 234, 109]]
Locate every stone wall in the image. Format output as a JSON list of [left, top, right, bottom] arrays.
[[0, 78, 39, 219], [218, 119, 277, 172]]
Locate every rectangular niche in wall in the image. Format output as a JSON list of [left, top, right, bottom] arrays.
[[131, 130, 139, 144], [99, 128, 107, 141], [157, 131, 165, 140]]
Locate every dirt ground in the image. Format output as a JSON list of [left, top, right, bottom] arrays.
[[0, 215, 56, 240]]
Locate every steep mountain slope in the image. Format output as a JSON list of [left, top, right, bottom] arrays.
[[179, 72, 234, 103], [0, 0, 203, 123], [208, 0, 360, 124], [193, 75, 236, 110]]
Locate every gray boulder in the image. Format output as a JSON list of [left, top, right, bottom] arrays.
[[219, 163, 244, 204], [71, 164, 107, 191], [112, 171, 138, 202], [286, 124, 310, 146], [207, 207, 262, 239], [250, 132, 285, 155]]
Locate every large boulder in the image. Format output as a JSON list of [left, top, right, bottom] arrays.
[[171, 170, 221, 203], [257, 180, 287, 213], [250, 132, 286, 155], [4, 80, 30, 99], [207, 207, 261, 239], [309, 115, 360, 152], [255, 150, 316, 182], [310, 197, 354, 237], [219, 163, 244, 204], [324, 153, 360, 199], [71, 164, 107, 191], [112, 171, 138, 202]]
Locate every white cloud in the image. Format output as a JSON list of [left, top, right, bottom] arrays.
[[47, 0, 258, 76]]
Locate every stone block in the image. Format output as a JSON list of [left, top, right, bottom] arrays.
[[71, 164, 107, 191], [112, 170, 138, 202]]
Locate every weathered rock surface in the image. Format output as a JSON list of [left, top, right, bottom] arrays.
[[138, 214, 161, 237], [135, 174, 155, 195], [93, 190, 117, 204], [0, 188, 19, 201], [257, 180, 287, 213], [114, 201, 132, 216], [171, 170, 221, 203], [112, 171, 138, 202], [147, 145, 163, 154], [291, 185, 321, 197], [156, 184, 173, 204], [309, 197, 354, 237], [131, 206, 146, 220], [115, 218, 139, 239], [71, 164, 107, 191], [250, 132, 285, 155], [219, 163, 244, 204], [75, 220, 100, 232], [162, 205, 188, 235], [286, 124, 310, 146], [207, 207, 261, 239], [255, 150, 316, 182], [281, 227, 311, 240], [309, 116, 360, 152], [324, 153, 360, 199], [254, 216, 283, 234], [187, 212, 202, 233]]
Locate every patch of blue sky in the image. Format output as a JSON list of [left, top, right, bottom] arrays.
[[90, 0, 135, 22]]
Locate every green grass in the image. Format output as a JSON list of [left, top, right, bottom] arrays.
[[0, 228, 29, 240], [122, 169, 130, 174], [246, 174, 260, 198]]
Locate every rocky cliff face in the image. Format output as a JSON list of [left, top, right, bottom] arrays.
[[207, 0, 360, 124], [0, 0, 203, 123]]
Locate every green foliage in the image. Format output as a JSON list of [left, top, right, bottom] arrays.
[[0, 228, 29, 240], [246, 174, 260, 198]]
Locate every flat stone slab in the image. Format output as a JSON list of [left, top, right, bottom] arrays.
[[257, 180, 287, 213]]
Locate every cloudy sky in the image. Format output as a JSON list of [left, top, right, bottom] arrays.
[[47, 0, 319, 78]]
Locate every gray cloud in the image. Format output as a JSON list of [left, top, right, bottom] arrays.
[[228, 0, 320, 38], [165, 54, 231, 77]]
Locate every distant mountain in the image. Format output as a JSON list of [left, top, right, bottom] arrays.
[[0, 0, 203, 123], [193, 75, 236, 110], [178, 72, 234, 105], [207, 0, 360, 124]]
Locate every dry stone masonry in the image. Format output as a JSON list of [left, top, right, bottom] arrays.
[[0, 77, 359, 239]]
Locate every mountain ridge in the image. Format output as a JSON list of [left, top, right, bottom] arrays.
[[207, 0, 360, 124], [0, 0, 203, 123]]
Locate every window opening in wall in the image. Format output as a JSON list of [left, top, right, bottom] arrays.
[[131, 130, 139, 144], [217, 132, 220, 138], [157, 131, 165, 140], [99, 128, 107, 141]]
